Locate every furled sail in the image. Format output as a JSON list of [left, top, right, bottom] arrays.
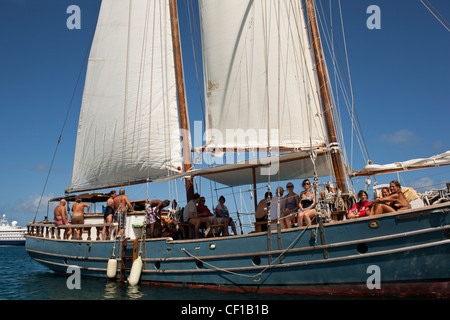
[[351, 151, 450, 177], [199, 0, 326, 151], [153, 149, 335, 187], [69, 0, 183, 192]]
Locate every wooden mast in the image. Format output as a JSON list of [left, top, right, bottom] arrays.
[[169, 0, 194, 201], [305, 0, 347, 192]]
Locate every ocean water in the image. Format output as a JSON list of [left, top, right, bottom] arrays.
[[0, 246, 292, 301], [1, 246, 443, 311]]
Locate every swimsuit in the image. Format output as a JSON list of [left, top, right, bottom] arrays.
[[285, 195, 297, 211], [103, 206, 114, 221], [114, 196, 127, 230], [71, 215, 84, 224], [300, 192, 314, 209], [55, 220, 64, 226]]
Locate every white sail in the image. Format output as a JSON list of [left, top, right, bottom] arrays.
[[70, 0, 182, 192], [199, 0, 326, 151], [351, 151, 450, 177]]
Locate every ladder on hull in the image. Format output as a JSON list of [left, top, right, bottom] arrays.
[[119, 238, 139, 282]]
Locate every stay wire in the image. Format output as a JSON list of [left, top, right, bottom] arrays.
[[420, 0, 450, 32]]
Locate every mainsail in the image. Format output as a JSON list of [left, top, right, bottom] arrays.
[[199, 0, 326, 151], [69, 0, 183, 192]]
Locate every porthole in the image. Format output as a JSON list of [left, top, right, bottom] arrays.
[[368, 220, 380, 229], [252, 256, 261, 266], [154, 261, 161, 270], [356, 243, 368, 254], [196, 260, 203, 269]]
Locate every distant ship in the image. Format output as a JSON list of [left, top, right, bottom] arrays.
[[0, 214, 26, 246]]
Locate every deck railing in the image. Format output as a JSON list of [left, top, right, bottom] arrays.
[[26, 222, 118, 241]]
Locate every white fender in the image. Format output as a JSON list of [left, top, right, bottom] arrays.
[[107, 258, 117, 279], [128, 256, 143, 286]]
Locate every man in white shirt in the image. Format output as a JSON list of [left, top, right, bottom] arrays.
[[184, 193, 210, 239]]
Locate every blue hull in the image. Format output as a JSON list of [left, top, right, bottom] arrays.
[[26, 203, 450, 297]]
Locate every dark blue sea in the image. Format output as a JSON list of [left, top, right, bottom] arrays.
[[0, 246, 443, 318], [0, 246, 294, 301]]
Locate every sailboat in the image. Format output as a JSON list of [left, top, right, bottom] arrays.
[[26, 0, 449, 297]]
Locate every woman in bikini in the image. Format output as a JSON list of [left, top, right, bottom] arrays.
[[368, 180, 410, 215]]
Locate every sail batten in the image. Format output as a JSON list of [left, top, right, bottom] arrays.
[[69, 0, 182, 192], [199, 0, 326, 151]]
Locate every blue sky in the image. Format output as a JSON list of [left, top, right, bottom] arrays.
[[0, 0, 449, 227]]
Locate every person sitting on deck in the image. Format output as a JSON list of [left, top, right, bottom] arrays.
[[347, 190, 371, 219], [197, 197, 226, 236], [71, 196, 90, 239], [185, 193, 210, 239], [145, 199, 170, 238], [53, 199, 72, 238], [297, 179, 316, 227], [370, 186, 391, 214], [368, 180, 410, 215], [255, 191, 272, 232], [380, 187, 390, 199], [215, 196, 237, 236], [281, 182, 299, 229]]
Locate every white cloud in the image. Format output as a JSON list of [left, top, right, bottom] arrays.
[[379, 129, 420, 145], [409, 177, 434, 191], [12, 193, 56, 215]]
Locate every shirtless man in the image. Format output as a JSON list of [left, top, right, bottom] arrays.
[[369, 180, 409, 215], [145, 199, 170, 238], [71, 196, 90, 239], [255, 192, 272, 232], [53, 199, 72, 238], [113, 189, 136, 238]]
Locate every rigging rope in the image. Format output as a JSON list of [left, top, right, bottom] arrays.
[[180, 219, 313, 282], [420, 0, 450, 32]]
